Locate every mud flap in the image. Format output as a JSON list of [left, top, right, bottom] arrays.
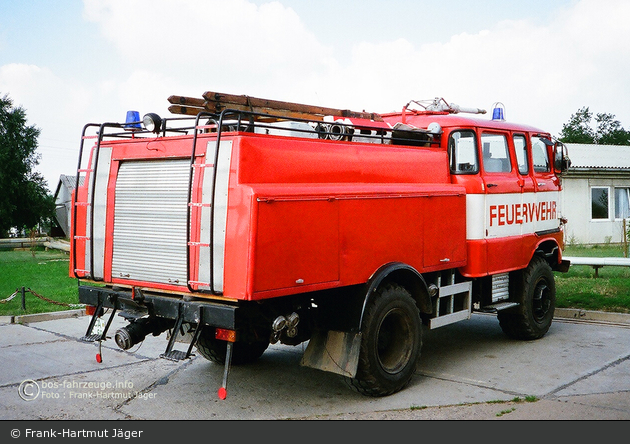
[[300, 330, 362, 378]]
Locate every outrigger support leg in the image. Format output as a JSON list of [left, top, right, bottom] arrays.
[[160, 303, 203, 361], [80, 294, 118, 363], [80, 294, 118, 343], [218, 342, 233, 400], [184, 308, 204, 359], [160, 303, 187, 361]]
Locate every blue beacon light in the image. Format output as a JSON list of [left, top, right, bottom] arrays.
[[491, 102, 505, 121], [124, 110, 142, 130]]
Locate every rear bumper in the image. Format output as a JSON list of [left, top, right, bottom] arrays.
[[78, 285, 237, 329]]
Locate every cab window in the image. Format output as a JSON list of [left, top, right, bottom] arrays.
[[448, 130, 478, 174], [481, 133, 511, 173], [532, 136, 551, 173], [513, 134, 529, 175]]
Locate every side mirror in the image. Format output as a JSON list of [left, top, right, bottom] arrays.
[[554, 142, 571, 174]]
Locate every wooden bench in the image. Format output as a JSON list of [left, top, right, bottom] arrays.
[[563, 256, 630, 278]]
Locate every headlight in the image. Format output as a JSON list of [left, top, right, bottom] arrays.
[[142, 113, 162, 133]]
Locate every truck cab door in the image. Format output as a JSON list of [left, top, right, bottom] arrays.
[[480, 132, 525, 273], [531, 135, 561, 234], [481, 132, 522, 194], [513, 133, 536, 195], [532, 135, 559, 192]]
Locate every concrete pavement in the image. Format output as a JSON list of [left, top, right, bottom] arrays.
[[1, 308, 629, 420]]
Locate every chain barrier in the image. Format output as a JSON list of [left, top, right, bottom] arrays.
[[27, 288, 85, 308], [0, 288, 84, 308], [0, 289, 19, 304]]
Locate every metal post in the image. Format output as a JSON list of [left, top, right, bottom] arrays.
[[624, 218, 628, 258], [21, 287, 26, 311]]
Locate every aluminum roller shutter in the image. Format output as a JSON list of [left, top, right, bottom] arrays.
[[111, 159, 190, 286]]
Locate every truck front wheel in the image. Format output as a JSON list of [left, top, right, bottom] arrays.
[[346, 283, 422, 397], [498, 256, 556, 340]]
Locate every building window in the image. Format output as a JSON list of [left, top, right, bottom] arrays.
[[615, 188, 630, 219], [591, 187, 610, 220]]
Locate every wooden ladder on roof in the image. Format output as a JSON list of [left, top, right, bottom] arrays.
[[167, 90, 384, 122]]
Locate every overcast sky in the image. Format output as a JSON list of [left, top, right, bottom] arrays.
[[1, 0, 629, 191]]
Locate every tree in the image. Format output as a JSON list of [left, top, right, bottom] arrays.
[[595, 113, 629, 145], [0, 93, 54, 238], [559, 106, 630, 145], [558, 107, 595, 143]]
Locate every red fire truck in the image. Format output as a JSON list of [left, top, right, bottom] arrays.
[[72, 93, 571, 398]]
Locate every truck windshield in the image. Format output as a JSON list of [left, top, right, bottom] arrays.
[[532, 136, 551, 172]]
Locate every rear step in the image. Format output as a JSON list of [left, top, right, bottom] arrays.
[[80, 296, 118, 343], [159, 304, 203, 361], [480, 301, 520, 312]]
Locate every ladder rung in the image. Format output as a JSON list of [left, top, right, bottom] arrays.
[[188, 242, 210, 247], [188, 281, 210, 287], [74, 202, 91, 207], [74, 236, 90, 240], [191, 163, 214, 168], [77, 168, 93, 173], [188, 202, 211, 207]]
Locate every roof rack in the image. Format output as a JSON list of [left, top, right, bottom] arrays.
[[403, 98, 487, 115]]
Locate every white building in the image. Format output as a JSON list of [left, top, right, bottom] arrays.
[[53, 174, 83, 238], [561, 143, 630, 245]]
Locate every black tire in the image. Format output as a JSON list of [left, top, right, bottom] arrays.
[[498, 256, 556, 340], [196, 330, 269, 365], [346, 283, 422, 397]]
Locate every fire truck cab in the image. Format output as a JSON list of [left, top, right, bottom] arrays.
[[72, 94, 570, 398]]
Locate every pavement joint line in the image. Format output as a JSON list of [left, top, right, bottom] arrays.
[[554, 318, 630, 329], [0, 338, 69, 349], [0, 354, 180, 390], [545, 352, 630, 397], [113, 358, 196, 413], [544, 394, 630, 415], [417, 370, 526, 399], [13, 316, 195, 361]]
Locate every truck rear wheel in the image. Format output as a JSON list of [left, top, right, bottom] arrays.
[[196, 330, 269, 365], [498, 256, 556, 340], [346, 283, 422, 397]]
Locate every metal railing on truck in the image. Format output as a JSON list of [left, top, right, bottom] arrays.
[[185, 108, 442, 295], [71, 117, 200, 280], [72, 108, 441, 291]]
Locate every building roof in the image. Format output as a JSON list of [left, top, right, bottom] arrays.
[[54, 174, 84, 199], [566, 143, 630, 170]]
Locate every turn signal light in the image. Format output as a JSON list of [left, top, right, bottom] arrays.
[[215, 328, 237, 342]]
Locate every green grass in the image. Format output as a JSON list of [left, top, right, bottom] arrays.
[[0, 248, 80, 316], [556, 244, 630, 314], [1, 244, 629, 316]]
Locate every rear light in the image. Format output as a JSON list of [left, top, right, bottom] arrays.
[[215, 328, 237, 342], [86, 305, 97, 316]]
